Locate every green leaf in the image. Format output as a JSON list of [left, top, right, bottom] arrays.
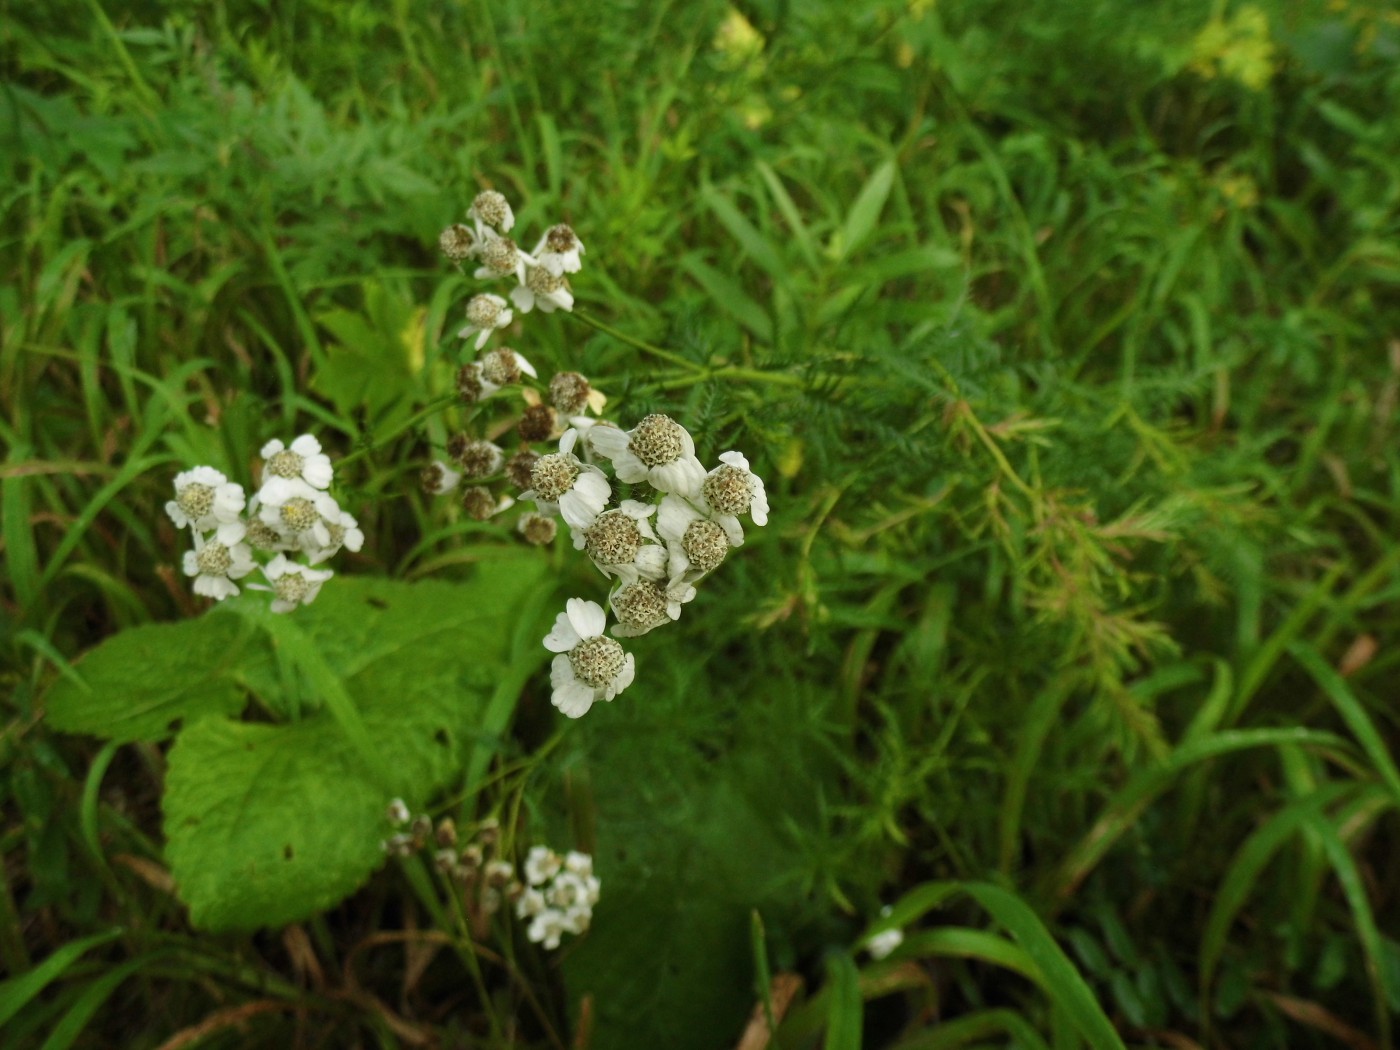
[[43, 616, 259, 743], [831, 158, 895, 262], [0, 930, 124, 1029], [963, 883, 1126, 1050], [823, 951, 862, 1050], [311, 280, 422, 428], [164, 716, 386, 932], [679, 253, 773, 342]]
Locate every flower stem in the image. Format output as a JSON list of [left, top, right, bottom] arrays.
[[568, 308, 701, 371], [337, 394, 458, 470]]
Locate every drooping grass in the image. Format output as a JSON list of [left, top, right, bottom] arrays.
[[3, 0, 1400, 1046]]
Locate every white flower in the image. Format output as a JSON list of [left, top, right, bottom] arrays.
[[479, 346, 537, 388], [532, 223, 585, 276], [609, 575, 696, 638], [166, 466, 245, 531], [304, 508, 364, 566], [543, 598, 636, 718], [699, 451, 768, 545], [865, 907, 904, 960], [457, 293, 514, 350], [524, 846, 561, 886], [249, 554, 334, 613], [587, 414, 705, 498], [422, 460, 462, 496], [563, 851, 594, 879], [473, 230, 533, 283], [386, 799, 411, 826], [182, 522, 256, 600], [527, 909, 569, 950], [656, 494, 733, 581], [516, 887, 547, 919], [573, 499, 667, 581], [469, 189, 515, 233], [257, 477, 343, 549], [509, 261, 574, 314], [261, 435, 334, 490], [520, 429, 610, 531]]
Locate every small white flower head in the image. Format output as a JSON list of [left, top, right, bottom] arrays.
[[243, 512, 292, 553], [469, 189, 515, 233], [532, 223, 585, 276], [610, 575, 696, 637], [865, 906, 904, 960], [439, 223, 477, 261], [386, 798, 412, 826], [260, 435, 334, 490], [458, 293, 514, 350], [549, 371, 592, 415], [563, 851, 594, 879], [700, 451, 769, 545], [525, 846, 561, 886], [517, 511, 558, 546], [510, 262, 574, 314], [256, 554, 333, 614], [182, 522, 256, 600], [447, 436, 504, 481], [516, 887, 547, 919], [518, 403, 559, 444], [305, 508, 364, 566], [587, 414, 706, 497], [523, 429, 610, 530], [657, 494, 733, 580], [527, 910, 569, 950], [543, 598, 636, 718], [480, 346, 536, 387], [506, 448, 541, 491], [460, 485, 515, 522], [257, 477, 342, 549], [473, 232, 532, 283], [574, 500, 666, 581], [421, 460, 462, 496], [166, 466, 246, 531]]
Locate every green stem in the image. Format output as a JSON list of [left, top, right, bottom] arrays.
[[643, 364, 808, 392], [568, 309, 701, 371], [337, 394, 458, 470]]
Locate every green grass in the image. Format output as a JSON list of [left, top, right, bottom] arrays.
[[4, 0, 1400, 1046]]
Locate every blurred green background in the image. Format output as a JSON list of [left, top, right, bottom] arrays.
[[4, 0, 1400, 1046]]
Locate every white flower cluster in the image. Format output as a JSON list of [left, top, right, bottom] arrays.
[[536, 416, 769, 718], [381, 802, 598, 952], [443, 189, 585, 349], [165, 435, 361, 612], [515, 846, 600, 950]]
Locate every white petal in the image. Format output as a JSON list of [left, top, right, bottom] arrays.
[[259, 440, 285, 459], [612, 654, 636, 695], [565, 598, 606, 640], [750, 475, 769, 525], [718, 450, 751, 471], [718, 514, 745, 548], [510, 284, 534, 313], [290, 434, 322, 456], [553, 679, 596, 719], [656, 494, 698, 544], [585, 426, 629, 459], [634, 545, 667, 580], [544, 611, 583, 653]]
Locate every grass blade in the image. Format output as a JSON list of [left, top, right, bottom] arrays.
[[0, 930, 124, 1029]]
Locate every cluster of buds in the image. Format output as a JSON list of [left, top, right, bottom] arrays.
[[381, 802, 598, 951], [538, 418, 768, 718], [441, 188, 585, 348], [166, 435, 361, 612], [426, 190, 603, 539]]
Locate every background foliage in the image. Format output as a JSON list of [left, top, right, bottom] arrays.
[[3, 0, 1400, 1046]]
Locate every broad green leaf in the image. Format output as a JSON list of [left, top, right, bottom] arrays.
[[164, 716, 386, 932], [311, 280, 422, 428], [43, 616, 260, 743]]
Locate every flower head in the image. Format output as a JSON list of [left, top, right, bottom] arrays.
[[421, 460, 462, 496], [574, 499, 666, 581], [510, 262, 574, 314], [532, 223, 585, 276], [656, 494, 733, 580], [522, 429, 610, 530], [182, 522, 256, 600], [257, 477, 343, 549], [260, 435, 334, 490], [254, 554, 334, 614], [474, 232, 531, 284], [166, 466, 246, 531], [699, 451, 768, 546], [468, 189, 515, 233], [587, 414, 705, 497], [457, 293, 514, 350], [609, 576, 695, 637], [439, 223, 477, 261], [543, 598, 635, 718]]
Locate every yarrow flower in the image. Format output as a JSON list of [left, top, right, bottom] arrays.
[[587, 414, 706, 497], [182, 522, 256, 600], [510, 262, 574, 314], [656, 493, 735, 581], [515, 846, 600, 950], [458, 293, 514, 350], [543, 598, 636, 718], [469, 189, 515, 233], [260, 435, 334, 490], [249, 554, 333, 613], [864, 906, 904, 960], [522, 429, 610, 530], [532, 223, 585, 276], [166, 467, 245, 531]]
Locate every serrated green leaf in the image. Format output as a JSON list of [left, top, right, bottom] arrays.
[[43, 616, 259, 743], [164, 716, 385, 931]]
